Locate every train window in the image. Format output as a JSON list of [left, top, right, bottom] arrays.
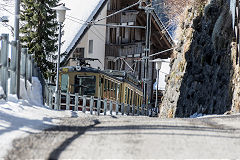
[[130, 90, 133, 105], [104, 79, 107, 92], [125, 87, 127, 103], [107, 80, 110, 91], [137, 94, 139, 106], [108, 80, 112, 98], [127, 88, 130, 104], [135, 93, 138, 106], [111, 82, 114, 98], [99, 77, 102, 97], [117, 84, 120, 101], [114, 83, 117, 100], [74, 75, 96, 96], [134, 93, 136, 106], [118, 84, 122, 102], [61, 74, 68, 93]]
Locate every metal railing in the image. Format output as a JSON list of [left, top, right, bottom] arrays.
[[0, 33, 43, 100]]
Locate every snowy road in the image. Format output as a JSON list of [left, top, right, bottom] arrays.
[[4, 114, 240, 159]]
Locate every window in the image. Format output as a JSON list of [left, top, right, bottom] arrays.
[[89, 40, 93, 54], [73, 48, 84, 58], [125, 87, 127, 103], [61, 74, 68, 93], [110, 28, 116, 43], [74, 75, 96, 96], [108, 61, 115, 70], [122, 27, 126, 39]]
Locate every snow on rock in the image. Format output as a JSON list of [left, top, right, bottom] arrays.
[[0, 77, 84, 158], [190, 113, 204, 118]]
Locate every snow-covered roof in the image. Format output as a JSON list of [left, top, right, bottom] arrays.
[[60, 0, 107, 62]]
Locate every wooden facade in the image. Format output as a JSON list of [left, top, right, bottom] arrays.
[[105, 0, 173, 105]]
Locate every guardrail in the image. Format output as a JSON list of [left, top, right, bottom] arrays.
[[46, 91, 148, 116], [0, 34, 33, 99], [0, 33, 45, 101]]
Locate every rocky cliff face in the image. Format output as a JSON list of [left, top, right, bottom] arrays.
[[159, 0, 240, 118]]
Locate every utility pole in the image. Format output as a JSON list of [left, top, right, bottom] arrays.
[[142, 3, 153, 112], [14, 0, 21, 99]]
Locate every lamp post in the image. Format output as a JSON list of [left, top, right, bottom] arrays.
[[151, 59, 162, 109], [52, 4, 70, 109]]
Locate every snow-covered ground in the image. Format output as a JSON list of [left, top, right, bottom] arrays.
[[0, 77, 83, 158]]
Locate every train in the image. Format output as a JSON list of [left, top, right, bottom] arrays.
[[59, 59, 143, 108]]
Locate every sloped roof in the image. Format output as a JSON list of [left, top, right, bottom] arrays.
[[60, 0, 107, 63], [61, 0, 174, 64]]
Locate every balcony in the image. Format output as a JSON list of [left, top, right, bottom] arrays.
[[107, 10, 139, 24], [105, 41, 144, 57]]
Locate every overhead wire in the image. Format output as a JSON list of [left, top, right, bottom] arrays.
[[66, 16, 106, 40], [66, 17, 106, 42], [0, 3, 14, 8], [66, 15, 89, 23], [92, 25, 105, 40], [0, 7, 14, 15]]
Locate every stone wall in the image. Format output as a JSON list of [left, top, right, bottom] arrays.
[[159, 0, 240, 118]]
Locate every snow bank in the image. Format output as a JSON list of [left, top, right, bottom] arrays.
[[0, 86, 4, 96], [0, 77, 84, 158]]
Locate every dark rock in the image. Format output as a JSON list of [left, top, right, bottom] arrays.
[[159, 0, 235, 118]]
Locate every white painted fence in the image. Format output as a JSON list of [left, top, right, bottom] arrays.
[[46, 90, 148, 116]]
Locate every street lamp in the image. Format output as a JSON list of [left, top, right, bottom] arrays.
[[52, 4, 70, 109], [150, 58, 162, 109]]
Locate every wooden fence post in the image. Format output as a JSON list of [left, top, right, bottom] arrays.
[[104, 99, 107, 115], [121, 103, 124, 115], [83, 95, 87, 113], [97, 98, 101, 116], [90, 96, 94, 115], [66, 92, 70, 110], [75, 93, 79, 111]]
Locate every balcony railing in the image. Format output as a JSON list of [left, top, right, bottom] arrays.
[[107, 10, 139, 24], [106, 41, 144, 57]]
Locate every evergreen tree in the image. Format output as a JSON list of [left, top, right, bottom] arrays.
[[20, 0, 59, 78]]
